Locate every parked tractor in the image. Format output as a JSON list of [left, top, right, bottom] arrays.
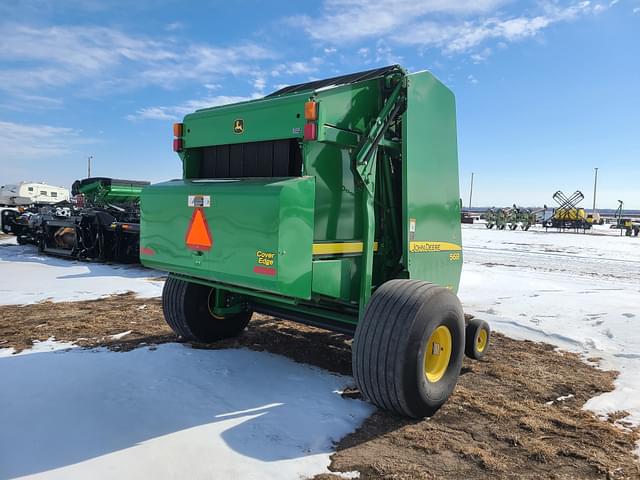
[[141, 65, 491, 418]]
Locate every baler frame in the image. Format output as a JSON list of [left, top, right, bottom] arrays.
[[142, 65, 488, 418]]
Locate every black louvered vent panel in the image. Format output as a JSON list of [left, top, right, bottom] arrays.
[[197, 139, 302, 179]]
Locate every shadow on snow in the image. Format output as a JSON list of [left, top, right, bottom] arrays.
[[0, 343, 370, 478]]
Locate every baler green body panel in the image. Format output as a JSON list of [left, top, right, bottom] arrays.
[[140, 65, 462, 330], [305, 81, 382, 242], [184, 93, 308, 148], [403, 72, 462, 292], [140, 177, 315, 299]]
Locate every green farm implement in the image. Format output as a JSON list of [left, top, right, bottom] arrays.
[[485, 206, 537, 230], [1, 177, 148, 262], [512, 207, 537, 230], [141, 65, 491, 417], [484, 208, 509, 229]]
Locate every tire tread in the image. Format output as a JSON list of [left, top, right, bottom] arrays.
[[353, 279, 461, 417]]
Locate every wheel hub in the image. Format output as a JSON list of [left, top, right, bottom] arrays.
[[477, 328, 488, 352], [424, 325, 452, 383]]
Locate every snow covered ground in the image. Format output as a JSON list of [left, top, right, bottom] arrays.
[[0, 341, 372, 479], [0, 234, 18, 245], [459, 224, 640, 428], [0, 241, 372, 479], [1, 223, 639, 477], [0, 242, 163, 305]]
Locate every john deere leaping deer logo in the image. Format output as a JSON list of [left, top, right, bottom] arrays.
[[233, 119, 244, 134]]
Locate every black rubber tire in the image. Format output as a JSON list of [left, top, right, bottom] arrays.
[[465, 319, 491, 360], [352, 279, 465, 418], [162, 276, 252, 342]]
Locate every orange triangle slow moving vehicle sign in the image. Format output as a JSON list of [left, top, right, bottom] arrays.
[[185, 207, 213, 251]]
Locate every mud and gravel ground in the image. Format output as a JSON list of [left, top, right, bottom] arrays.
[[1, 293, 639, 479]]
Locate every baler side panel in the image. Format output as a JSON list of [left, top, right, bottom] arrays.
[[402, 71, 462, 292], [140, 177, 315, 299], [305, 80, 383, 303]]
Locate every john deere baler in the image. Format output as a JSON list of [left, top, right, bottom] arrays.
[[141, 65, 491, 417]]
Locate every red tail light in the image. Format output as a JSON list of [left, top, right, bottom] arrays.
[[303, 122, 317, 141], [173, 138, 183, 152]]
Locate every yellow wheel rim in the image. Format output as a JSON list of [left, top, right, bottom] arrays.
[[423, 325, 452, 383], [477, 328, 488, 353]]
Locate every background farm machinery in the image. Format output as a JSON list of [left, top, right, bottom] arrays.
[[613, 200, 640, 236], [484, 206, 537, 230], [542, 190, 600, 232], [1, 177, 148, 263]]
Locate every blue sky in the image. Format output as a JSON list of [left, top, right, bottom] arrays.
[[1, 0, 638, 208]]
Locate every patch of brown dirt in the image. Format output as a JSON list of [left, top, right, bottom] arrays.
[[323, 335, 640, 480], [0, 293, 173, 352], [1, 293, 638, 479]]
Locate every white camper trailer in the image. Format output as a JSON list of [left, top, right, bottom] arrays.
[[0, 182, 70, 206]]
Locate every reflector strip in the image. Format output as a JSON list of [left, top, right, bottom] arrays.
[[312, 241, 379, 255], [185, 208, 213, 251], [140, 247, 155, 256], [409, 241, 461, 253], [253, 265, 276, 276]]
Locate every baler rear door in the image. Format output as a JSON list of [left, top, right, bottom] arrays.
[[140, 177, 315, 300]]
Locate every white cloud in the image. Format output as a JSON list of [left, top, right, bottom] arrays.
[[471, 47, 492, 63], [253, 77, 267, 92], [291, 0, 507, 43], [0, 23, 275, 94], [398, 1, 607, 53], [165, 21, 184, 31], [291, 0, 610, 56], [375, 40, 403, 64], [0, 120, 92, 159], [467, 74, 479, 84], [0, 93, 63, 112], [633, 6, 640, 13], [127, 94, 261, 122], [270, 61, 318, 77]]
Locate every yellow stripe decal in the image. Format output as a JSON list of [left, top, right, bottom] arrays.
[[409, 241, 462, 253], [313, 241, 379, 255]]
